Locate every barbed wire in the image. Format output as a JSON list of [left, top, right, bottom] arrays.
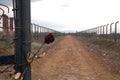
[[16, 43, 44, 80], [0, 33, 55, 80], [0, 65, 13, 73], [0, 41, 45, 80], [0, 58, 14, 79], [0, 39, 16, 79], [14, 33, 54, 80], [0, 39, 15, 48]]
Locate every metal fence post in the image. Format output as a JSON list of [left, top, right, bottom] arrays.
[[110, 23, 114, 34], [40, 26, 41, 39], [31, 24, 33, 41], [115, 21, 119, 42], [99, 26, 102, 40], [109, 23, 114, 40], [35, 24, 37, 40], [106, 24, 109, 40], [14, 0, 31, 80], [103, 25, 105, 40]]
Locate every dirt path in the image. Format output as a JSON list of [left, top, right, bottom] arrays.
[[32, 35, 119, 80]]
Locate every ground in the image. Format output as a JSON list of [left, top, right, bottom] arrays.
[[0, 35, 120, 80], [32, 35, 120, 80]]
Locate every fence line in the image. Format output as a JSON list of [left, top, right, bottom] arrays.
[[0, 11, 62, 80], [77, 21, 119, 42], [31, 24, 61, 41], [0, 2, 64, 80], [0, 15, 61, 47]]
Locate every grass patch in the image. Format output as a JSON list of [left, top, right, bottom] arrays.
[[0, 41, 6, 45]]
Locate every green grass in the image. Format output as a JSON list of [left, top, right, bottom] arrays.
[[0, 41, 6, 46]]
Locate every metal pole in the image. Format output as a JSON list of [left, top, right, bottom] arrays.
[[110, 23, 114, 34], [37, 25, 39, 39], [100, 26, 102, 40], [15, 0, 31, 80], [10, 18, 14, 38], [103, 25, 105, 34], [39, 26, 41, 39], [109, 23, 114, 41], [97, 27, 99, 39], [31, 24, 33, 41], [0, 8, 5, 16], [35, 24, 37, 40], [106, 24, 109, 40], [102, 25, 105, 40], [115, 21, 119, 42], [0, 4, 9, 13], [106, 24, 109, 34], [40, 26, 41, 39]]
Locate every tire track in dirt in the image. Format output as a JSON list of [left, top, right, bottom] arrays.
[[32, 35, 119, 80]]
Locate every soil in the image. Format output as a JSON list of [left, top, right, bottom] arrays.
[[0, 35, 120, 80], [77, 36, 120, 75], [32, 35, 120, 80]]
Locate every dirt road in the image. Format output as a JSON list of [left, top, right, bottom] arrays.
[[32, 35, 119, 80]]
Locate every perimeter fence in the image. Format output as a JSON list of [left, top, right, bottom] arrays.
[[76, 21, 120, 42], [0, 15, 61, 49], [0, 2, 64, 80]]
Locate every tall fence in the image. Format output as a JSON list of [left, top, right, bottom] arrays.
[[0, 2, 63, 80], [0, 3, 62, 48], [0, 3, 13, 47], [0, 9, 62, 79], [77, 21, 120, 42], [0, 15, 61, 48], [0, 16, 14, 47], [31, 24, 62, 42]]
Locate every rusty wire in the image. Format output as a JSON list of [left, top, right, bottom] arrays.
[[0, 41, 45, 80], [17, 43, 45, 80]]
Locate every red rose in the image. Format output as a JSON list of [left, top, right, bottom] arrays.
[[44, 33, 54, 44]]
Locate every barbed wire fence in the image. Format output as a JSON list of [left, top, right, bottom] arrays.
[[76, 21, 120, 42], [0, 2, 62, 80], [0, 22, 61, 80]]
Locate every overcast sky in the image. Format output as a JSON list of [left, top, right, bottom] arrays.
[[0, 0, 120, 32], [31, 0, 120, 32]]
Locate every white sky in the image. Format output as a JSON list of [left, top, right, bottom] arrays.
[[0, 0, 120, 32], [31, 0, 120, 32]]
